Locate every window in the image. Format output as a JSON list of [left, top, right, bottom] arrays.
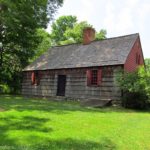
[[31, 71, 40, 85], [91, 70, 98, 85], [87, 69, 102, 86]]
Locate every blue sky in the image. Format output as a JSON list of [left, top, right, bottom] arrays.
[[47, 0, 150, 58]]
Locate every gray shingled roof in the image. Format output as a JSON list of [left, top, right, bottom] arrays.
[[24, 33, 139, 71]]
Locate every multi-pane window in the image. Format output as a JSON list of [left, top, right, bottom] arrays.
[[91, 70, 98, 85], [86, 69, 102, 86]]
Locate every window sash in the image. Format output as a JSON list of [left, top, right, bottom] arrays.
[[86, 69, 102, 86]]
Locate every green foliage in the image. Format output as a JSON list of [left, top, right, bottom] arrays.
[[0, 95, 150, 150], [0, 0, 63, 93], [31, 29, 51, 62], [117, 70, 141, 93], [122, 92, 148, 109], [95, 29, 107, 40], [50, 15, 77, 45], [64, 21, 92, 43], [138, 66, 150, 98], [145, 58, 150, 71], [0, 84, 10, 93], [145, 58, 150, 64], [50, 15, 107, 45], [116, 66, 150, 109]]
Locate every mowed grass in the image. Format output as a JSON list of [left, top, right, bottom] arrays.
[[0, 95, 150, 150]]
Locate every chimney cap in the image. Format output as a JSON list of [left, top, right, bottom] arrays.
[[83, 27, 95, 31]]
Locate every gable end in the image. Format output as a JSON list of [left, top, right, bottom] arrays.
[[124, 36, 145, 72]]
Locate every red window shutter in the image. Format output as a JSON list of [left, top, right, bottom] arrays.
[[31, 72, 35, 85], [86, 69, 92, 86], [97, 69, 102, 86]]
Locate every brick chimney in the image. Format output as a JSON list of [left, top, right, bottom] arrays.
[[83, 27, 95, 44]]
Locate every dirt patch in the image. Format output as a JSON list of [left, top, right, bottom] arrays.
[[0, 108, 5, 112]]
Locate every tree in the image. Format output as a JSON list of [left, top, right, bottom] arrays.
[[0, 0, 63, 66], [50, 15, 77, 45], [145, 58, 150, 71], [0, 0, 63, 93], [31, 29, 51, 62], [63, 21, 92, 44], [50, 15, 107, 45], [96, 29, 107, 40]]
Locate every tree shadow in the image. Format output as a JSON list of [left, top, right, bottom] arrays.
[[0, 106, 117, 150], [0, 95, 150, 114], [0, 115, 52, 132], [0, 115, 52, 146], [0, 137, 117, 150], [30, 138, 117, 150]]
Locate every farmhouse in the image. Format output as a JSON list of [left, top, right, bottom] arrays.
[[22, 28, 144, 102]]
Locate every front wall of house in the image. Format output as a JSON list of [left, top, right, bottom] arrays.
[[22, 66, 122, 100], [22, 71, 57, 96]]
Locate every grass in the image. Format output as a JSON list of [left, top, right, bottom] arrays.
[[0, 95, 150, 150]]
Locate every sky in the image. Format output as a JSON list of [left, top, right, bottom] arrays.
[[47, 0, 150, 58]]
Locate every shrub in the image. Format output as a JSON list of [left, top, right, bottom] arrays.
[[0, 84, 11, 94], [116, 66, 150, 109], [122, 92, 148, 109]]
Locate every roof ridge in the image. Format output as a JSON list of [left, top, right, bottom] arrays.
[[51, 42, 80, 48], [51, 33, 139, 48], [91, 33, 139, 43]]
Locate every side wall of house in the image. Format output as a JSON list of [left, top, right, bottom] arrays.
[[22, 66, 122, 100], [124, 37, 145, 72]]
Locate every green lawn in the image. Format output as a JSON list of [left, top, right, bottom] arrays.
[[0, 95, 150, 150]]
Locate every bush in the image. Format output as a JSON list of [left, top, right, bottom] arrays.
[[122, 92, 148, 109], [0, 84, 11, 94], [116, 66, 150, 109]]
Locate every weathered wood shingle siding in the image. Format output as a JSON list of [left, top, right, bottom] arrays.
[[22, 66, 122, 100], [22, 73, 57, 96]]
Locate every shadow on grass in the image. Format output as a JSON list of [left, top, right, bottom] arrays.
[[30, 138, 117, 150], [0, 138, 117, 150], [0, 95, 149, 114], [0, 115, 52, 146], [0, 115, 52, 132]]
